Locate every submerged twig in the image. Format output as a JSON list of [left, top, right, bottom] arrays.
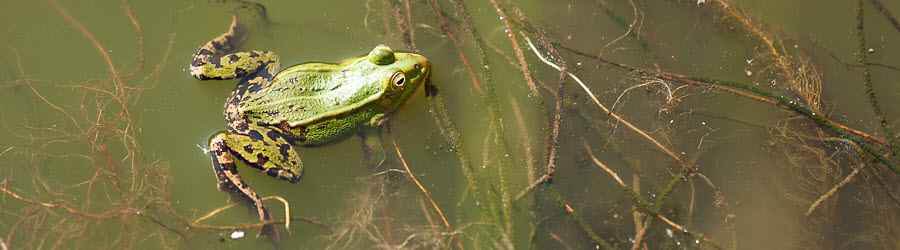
[[0, 185, 129, 220], [806, 164, 865, 216], [584, 142, 624, 187], [523, 35, 689, 170], [426, 0, 482, 94], [192, 196, 290, 233], [630, 175, 651, 250], [389, 135, 463, 249], [501, 0, 565, 205], [488, 0, 538, 96], [548, 184, 614, 250], [582, 141, 723, 249], [598, 0, 639, 59]]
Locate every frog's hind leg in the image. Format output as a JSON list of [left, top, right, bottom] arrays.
[[208, 125, 303, 210], [216, 126, 304, 183], [208, 133, 280, 242], [208, 126, 301, 242], [189, 13, 281, 82], [190, 13, 282, 124]]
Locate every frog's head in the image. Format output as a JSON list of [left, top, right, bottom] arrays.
[[367, 44, 431, 112]]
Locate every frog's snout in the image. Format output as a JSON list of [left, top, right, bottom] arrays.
[[418, 61, 431, 80], [408, 55, 430, 79]]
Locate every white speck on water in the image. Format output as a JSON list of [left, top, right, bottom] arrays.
[[196, 144, 210, 154], [745, 70, 752, 77], [669, 119, 674, 124], [746, 59, 753, 64], [666, 228, 674, 237], [701, 121, 707, 125], [230, 231, 245, 239], [868, 48, 875, 53], [697, 0, 705, 4]]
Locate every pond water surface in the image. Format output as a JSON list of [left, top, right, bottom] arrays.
[[1, 0, 899, 249]]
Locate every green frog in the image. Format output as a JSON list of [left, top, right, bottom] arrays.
[[189, 13, 430, 237]]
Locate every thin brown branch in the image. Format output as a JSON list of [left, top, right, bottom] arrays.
[[599, 0, 638, 59], [389, 135, 463, 250], [487, 0, 538, 96], [525, 36, 689, 170], [12, 48, 83, 132], [631, 174, 651, 250], [552, 40, 890, 147], [50, 0, 125, 101], [806, 163, 865, 216], [120, 0, 145, 78], [0, 185, 128, 220], [426, 0, 483, 94], [583, 142, 722, 249]]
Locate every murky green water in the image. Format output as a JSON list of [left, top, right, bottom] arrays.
[[2, 0, 899, 249]]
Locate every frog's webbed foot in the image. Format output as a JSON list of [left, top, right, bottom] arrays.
[[359, 127, 385, 168], [233, 1, 270, 24]]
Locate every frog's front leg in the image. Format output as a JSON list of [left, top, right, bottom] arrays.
[[359, 127, 386, 168], [189, 13, 281, 82]]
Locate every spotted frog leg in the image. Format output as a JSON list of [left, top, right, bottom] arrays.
[[189, 13, 301, 242], [207, 124, 301, 233]]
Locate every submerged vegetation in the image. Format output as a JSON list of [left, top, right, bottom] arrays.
[[1, 0, 899, 249]]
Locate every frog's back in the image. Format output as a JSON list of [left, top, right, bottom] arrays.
[[237, 61, 387, 128]]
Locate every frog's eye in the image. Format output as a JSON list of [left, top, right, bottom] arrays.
[[390, 71, 406, 91]]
